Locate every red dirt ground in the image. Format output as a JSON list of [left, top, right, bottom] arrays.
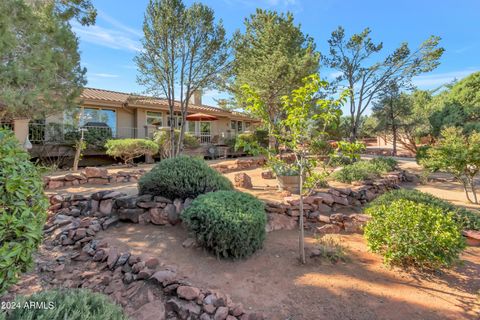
[[97, 223, 480, 320]]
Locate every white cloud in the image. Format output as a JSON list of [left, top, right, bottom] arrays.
[[412, 69, 478, 88], [72, 14, 142, 52], [90, 73, 120, 78], [328, 71, 343, 79]]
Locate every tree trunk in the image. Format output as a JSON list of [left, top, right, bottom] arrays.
[[462, 178, 474, 204], [469, 176, 478, 204], [350, 115, 357, 142], [298, 162, 306, 264], [73, 143, 81, 171], [392, 124, 397, 156], [169, 114, 176, 158]]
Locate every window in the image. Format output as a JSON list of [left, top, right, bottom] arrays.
[[187, 121, 196, 133], [245, 122, 251, 130], [146, 111, 163, 127], [237, 121, 243, 132], [230, 120, 236, 130], [167, 112, 182, 128], [64, 107, 116, 134]]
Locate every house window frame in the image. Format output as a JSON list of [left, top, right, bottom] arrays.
[[64, 106, 117, 133], [146, 111, 164, 127]]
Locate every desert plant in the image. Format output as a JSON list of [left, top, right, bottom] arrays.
[[312, 234, 349, 263], [364, 199, 465, 269], [0, 129, 48, 294], [336, 141, 366, 162], [415, 145, 431, 164], [420, 127, 480, 204], [182, 190, 266, 259], [2, 289, 128, 320], [105, 139, 159, 164], [367, 189, 480, 230], [154, 129, 200, 159], [333, 158, 395, 184], [138, 156, 233, 199], [309, 139, 333, 157]]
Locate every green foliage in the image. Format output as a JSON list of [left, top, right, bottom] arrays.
[[367, 189, 480, 231], [135, 0, 228, 157], [420, 127, 480, 204], [323, 26, 443, 140], [0, 0, 87, 120], [428, 72, 480, 137], [182, 190, 266, 259], [3, 289, 128, 320], [415, 145, 431, 164], [105, 139, 159, 164], [64, 126, 113, 149], [138, 155, 233, 199], [309, 140, 333, 156], [154, 129, 200, 158], [313, 234, 349, 263], [336, 141, 366, 162], [333, 157, 396, 183], [364, 199, 465, 269], [0, 129, 48, 294], [232, 9, 320, 140]]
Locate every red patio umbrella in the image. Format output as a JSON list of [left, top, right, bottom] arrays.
[[185, 113, 218, 121]]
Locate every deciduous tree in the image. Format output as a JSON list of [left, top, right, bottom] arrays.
[[135, 0, 229, 157], [323, 26, 444, 141]]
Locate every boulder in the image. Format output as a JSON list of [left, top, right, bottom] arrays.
[[117, 208, 144, 223], [315, 192, 335, 206], [99, 199, 113, 215], [234, 173, 253, 189], [132, 300, 166, 320], [85, 167, 108, 178], [151, 270, 177, 286], [261, 170, 275, 179], [214, 307, 229, 320], [316, 224, 341, 234], [265, 213, 297, 232], [149, 208, 169, 225], [177, 286, 201, 300]]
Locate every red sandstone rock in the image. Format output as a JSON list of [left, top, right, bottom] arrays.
[[177, 285, 201, 300]]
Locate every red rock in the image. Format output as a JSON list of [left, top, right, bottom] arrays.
[[149, 208, 169, 225], [214, 306, 229, 320], [316, 224, 341, 234], [85, 167, 108, 178], [107, 247, 120, 269], [230, 303, 245, 317], [99, 199, 113, 215], [265, 213, 297, 232], [137, 268, 153, 280], [463, 230, 480, 246], [151, 270, 177, 286], [50, 194, 64, 205], [133, 300, 166, 320], [177, 286, 200, 300], [234, 173, 253, 189], [203, 304, 216, 314], [132, 261, 146, 274], [145, 257, 159, 269], [261, 170, 274, 179], [48, 180, 64, 189]]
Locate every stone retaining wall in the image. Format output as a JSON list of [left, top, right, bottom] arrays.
[[44, 192, 263, 320], [44, 167, 146, 190], [211, 158, 266, 174]]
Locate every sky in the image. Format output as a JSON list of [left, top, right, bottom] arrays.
[[75, 0, 480, 114]]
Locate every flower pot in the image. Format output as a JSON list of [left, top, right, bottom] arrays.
[[277, 175, 301, 194]]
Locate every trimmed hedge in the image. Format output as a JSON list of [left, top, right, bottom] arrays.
[[333, 157, 397, 183], [182, 190, 267, 259], [105, 139, 159, 164], [138, 156, 233, 199], [0, 129, 48, 294], [2, 289, 128, 320], [364, 199, 465, 269], [367, 188, 480, 230]]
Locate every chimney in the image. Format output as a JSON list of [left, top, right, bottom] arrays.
[[189, 89, 202, 105]]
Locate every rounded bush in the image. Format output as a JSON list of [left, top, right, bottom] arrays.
[[182, 190, 267, 259], [138, 156, 233, 199], [3, 289, 128, 320], [364, 199, 465, 269], [0, 129, 48, 294], [367, 189, 480, 230]]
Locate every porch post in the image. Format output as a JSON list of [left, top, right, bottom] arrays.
[[13, 118, 30, 147]]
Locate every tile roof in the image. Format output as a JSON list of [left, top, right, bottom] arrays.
[[81, 87, 257, 121]]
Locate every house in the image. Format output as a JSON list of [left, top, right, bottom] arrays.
[[6, 88, 259, 159]]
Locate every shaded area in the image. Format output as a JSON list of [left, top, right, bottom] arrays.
[[97, 223, 480, 320]]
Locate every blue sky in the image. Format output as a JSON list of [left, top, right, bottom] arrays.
[[75, 0, 480, 112]]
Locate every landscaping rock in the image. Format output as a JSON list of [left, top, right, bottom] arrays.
[[463, 230, 480, 246], [144, 257, 159, 269], [107, 248, 120, 269], [117, 208, 144, 223], [214, 306, 229, 320], [85, 167, 108, 179], [265, 213, 297, 232], [151, 270, 177, 286], [261, 170, 275, 179], [133, 300, 166, 320], [99, 199, 113, 215], [234, 173, 253, 189], [149, 208, 169, 225], [316, 224, 342, 234], [177, 286, 200, 300]]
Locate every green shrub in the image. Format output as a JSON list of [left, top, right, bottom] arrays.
[[154, 129, 200, 158], [333, 157, 397, 184], [309, 140, 333, 156], [2, 289, 128, 320], [138, 156, 233, 199], [370, 156, 397, 171], [367, 189, 480, 230], [182, 190, 266, 259], [364, 199, 465, 269], [415, 145, 431, 165], [336, 141, 366, 162], [0, 129, 48, 294], [105, 139, 159, 164]]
